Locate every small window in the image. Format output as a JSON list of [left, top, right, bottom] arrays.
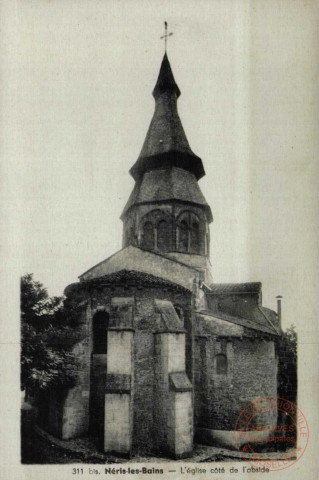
[[141, 221, 155, 250], [157, 219, 170, 252], [92, 312, 109, 354], [190, 221, 200, 253], [216, 354, 227, 375], [178, 220, 189, 252]]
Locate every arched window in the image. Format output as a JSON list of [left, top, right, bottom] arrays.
[[190, 221, 200, 253], [216, 354, 227, 375], [174, 306, 184, 322], [141, 221, 155, 250], [157, 219, 170, 252], [92, 312, 109, 354], [179, 220, 189, 252]]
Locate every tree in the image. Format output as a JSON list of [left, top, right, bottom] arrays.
[[283, 325, 297, 364], [21, 274, 83, 399], [278, 324, 297, 404]]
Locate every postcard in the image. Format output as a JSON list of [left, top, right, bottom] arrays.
[[1, 1, 318, 479]]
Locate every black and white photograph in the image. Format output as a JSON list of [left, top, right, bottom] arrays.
[[1, 1, 318, 479]]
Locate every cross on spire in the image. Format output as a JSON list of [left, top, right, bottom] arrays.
[[160, 21, 173, 53]]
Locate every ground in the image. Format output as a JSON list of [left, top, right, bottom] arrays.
[[21, 402, 296, 465], [21, 402, 235, 464], [22, 422, 234, 464]]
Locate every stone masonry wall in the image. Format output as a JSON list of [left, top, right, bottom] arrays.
[[89, 354, 107, 442], [37, 300, 92, 441], [194, 330, 277, 431], [130, 290, 192, 455], [153, 333, 193, 458], [174, 391, 193, 456], [44, 280, 193, 454], [133, 329, 155, 454]]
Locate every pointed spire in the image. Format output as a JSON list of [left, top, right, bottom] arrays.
[[152, 53, 181, 99], [129, 53, 205, 181]]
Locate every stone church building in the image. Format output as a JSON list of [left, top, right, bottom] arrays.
[[39, 53, 281, 458]]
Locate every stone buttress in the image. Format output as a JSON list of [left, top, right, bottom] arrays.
[[56, 271, 194, 458]]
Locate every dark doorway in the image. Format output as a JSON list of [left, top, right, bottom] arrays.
[[92, 311, 108, 354], [89, 311, 109, 447]]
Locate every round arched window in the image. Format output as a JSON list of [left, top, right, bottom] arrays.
[[190, 221, 200, 253], [215, 354, 227, 375], [157, 219, 170, 252], [141, 221, 155, 250], [179, 220, 189, 252], [92, 312, 109, 354]]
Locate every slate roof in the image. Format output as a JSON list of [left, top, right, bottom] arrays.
[[199, 308, 280, 336], [68, 269, 190, 294], [129, 54, 205, 181], [259, 306, 279, 332], [203, 282, 280, 336], [208, 283, 262, 294], [121, 166, 212, 221], [152, 53, 181, 99]]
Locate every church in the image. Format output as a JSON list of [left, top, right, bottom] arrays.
[[39, 52, 281, 459]]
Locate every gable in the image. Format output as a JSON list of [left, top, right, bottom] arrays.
[[79, 245, 199, 291]]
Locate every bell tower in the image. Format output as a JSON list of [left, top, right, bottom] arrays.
[[121, 53, 213, 282]]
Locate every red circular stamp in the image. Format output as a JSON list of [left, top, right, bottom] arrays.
[[234, 397, 309, 472]]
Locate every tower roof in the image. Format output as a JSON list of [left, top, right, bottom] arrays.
[[152, 53, 181, 99], [129, 54, 205, 181], [121, 166, 213, 221]]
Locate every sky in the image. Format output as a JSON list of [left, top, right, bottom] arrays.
[[1, 0, 318, 334]]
